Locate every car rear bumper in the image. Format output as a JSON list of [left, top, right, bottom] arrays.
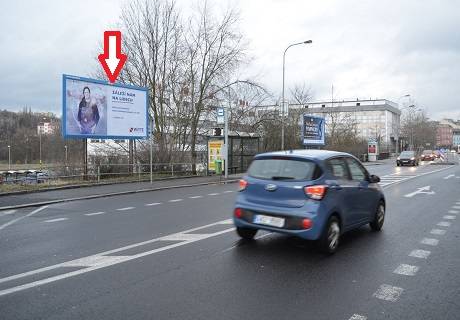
[[232, 201, 326, 240]]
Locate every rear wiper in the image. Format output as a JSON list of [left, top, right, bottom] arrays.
[[271, 176, 295, 180]]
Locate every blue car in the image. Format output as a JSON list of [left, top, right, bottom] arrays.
[[233, 150, 385, 254]]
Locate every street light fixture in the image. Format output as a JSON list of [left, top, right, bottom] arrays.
[[281, 40, 312, 150]]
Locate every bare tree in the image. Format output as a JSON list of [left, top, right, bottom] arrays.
[[183, 2, 246, 172]]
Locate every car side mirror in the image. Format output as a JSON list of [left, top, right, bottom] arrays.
[[369, 175, 380, 183]]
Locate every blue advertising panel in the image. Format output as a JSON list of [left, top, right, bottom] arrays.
[[62, 74, 148, 139], [302, 115, 325, 146]]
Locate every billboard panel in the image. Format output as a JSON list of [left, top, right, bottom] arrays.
[[62, 74, 148, 139], [302, 115, 325, 146], [208, 139, 223, 171]]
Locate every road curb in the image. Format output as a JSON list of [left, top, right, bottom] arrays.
[[0, 179, 239, 211]]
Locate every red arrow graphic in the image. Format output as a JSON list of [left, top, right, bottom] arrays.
[[98, 31, 127, 83]]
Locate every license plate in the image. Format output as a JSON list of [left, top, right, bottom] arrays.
[[253, 214, 285, 228]]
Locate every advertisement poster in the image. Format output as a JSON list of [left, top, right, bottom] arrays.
[[208, 140, 223, 171], [63, 75, 148, 139], [302, 115, 325, 146]]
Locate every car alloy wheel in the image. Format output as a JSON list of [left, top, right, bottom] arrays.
[[370, 203, 385, 231]]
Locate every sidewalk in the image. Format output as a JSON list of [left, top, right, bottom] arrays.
[[0, 174, 242, 210]]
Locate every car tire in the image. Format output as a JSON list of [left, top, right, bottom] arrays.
[[236, 227, 257, 240], [370, 202, 385, 231], [319, 216, 341, 254]]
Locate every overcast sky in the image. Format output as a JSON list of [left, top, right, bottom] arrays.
[[1, 0, 459, 120]]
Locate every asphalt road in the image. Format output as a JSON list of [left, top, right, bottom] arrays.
[[0, 159, 459, 320]]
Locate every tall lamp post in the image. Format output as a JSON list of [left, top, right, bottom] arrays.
[[8, 145, 11, 170], [281, 40, 312, 150]]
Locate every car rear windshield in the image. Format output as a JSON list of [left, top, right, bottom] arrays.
[[422, 150, 433, 154], [247, 158, 320, 180], [400, 151, 414, 157]]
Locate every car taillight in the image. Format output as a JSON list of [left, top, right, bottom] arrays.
[[304, 185, 328, 200], [238, 179, 248, 191], [302, 218, 313, 229], [234, 208, 243, 218]]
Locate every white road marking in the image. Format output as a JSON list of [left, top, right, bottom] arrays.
[[452, 206, 460, 210], [188, 196, 203, 199], [161, 233, 209, 241], [437, 221, 451, 227], [0, 218, 235, 297], [393, 264, 419, 276], [381, 166, 455, 189], [0, 209, 16, 217], [168, 199, 183, 203], [223, 190, 234, 193], [373, 284, 404, 302], [84, 212, 106, 216], [421, 238, 439, 246], [349, 315, 367, 320], [430, 229, 447, 235], [44, 218, 68, 223], [207, 193, 220, 196], [448, 210, 459, 214], [404, 186, 435, 198], [443, 215, 456, 220], [0, 206, 48, 231], [145, 202, 162, 206], [116, 207, 135, 211], [409, 249, 431, 259], [444, 174, 455, 180], [220, 219, 233, 224]]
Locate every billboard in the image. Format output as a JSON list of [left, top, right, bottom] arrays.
[[208, 139, 224, 171], [62, 74, 148, 139], [302, 115, 325, 146]]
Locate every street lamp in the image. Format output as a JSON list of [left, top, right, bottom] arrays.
[[281, 40, 312, 150], [8, 145, 11, 170]]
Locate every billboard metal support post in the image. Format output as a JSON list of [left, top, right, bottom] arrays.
[[224, 88, 230, 179], [150, 118, 153, 184], [84, 139, 88, 180]]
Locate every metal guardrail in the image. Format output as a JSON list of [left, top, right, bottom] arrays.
[[0, 163, 207, 186]]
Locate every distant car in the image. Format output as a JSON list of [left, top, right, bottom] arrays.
[[397, 151, 419, 166], [420, 150, 435, 161], [233, 150, 385, 254]]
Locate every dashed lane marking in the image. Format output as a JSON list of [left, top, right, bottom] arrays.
[[0, 206, 48, 231], [373, 284, 404, 302], [84, 212, 106, 216], [349, 315, 367, 320], [430, 229, 447, 235], [116, 207, 135, 211], [409, 249, 431, 259], [44, 218, 69, 223], [452, 206, 460, 210], [207, 193, 220, 196], [420, 238, 439, 246], [0, 210, 16, 217], [437, 221, 452, 227], [145, 202, 162, 206], [448, 210, 459, 214], [443, 215, 456, 220], [188, 196, 203, 199], [168, 199, 183, 203], [223, 190, 234, 193], [393, 264, 419, 276]]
